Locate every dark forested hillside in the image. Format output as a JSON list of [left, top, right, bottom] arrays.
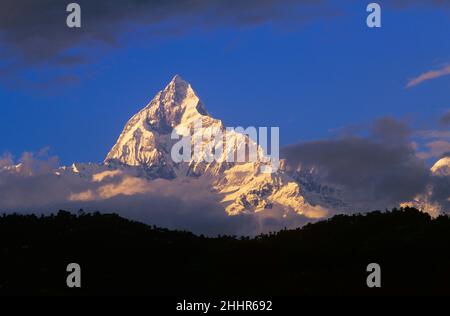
[[1, 207, 450, 295]]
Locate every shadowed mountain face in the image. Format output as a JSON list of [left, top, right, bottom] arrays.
[[1, 207, 450, 295]]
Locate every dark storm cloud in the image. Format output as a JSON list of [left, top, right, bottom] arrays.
[[0, 0, 336, 66], [1, 0, 448, 68], [439, 110, 450, 127], [428, 175, 450, 209], [1, 0, 447, 71], [281, 117, 430, 207], [371, 116, 411, 143]]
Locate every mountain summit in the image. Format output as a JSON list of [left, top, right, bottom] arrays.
[[105, 75, 209, 178], [103, 76, 329, 216]]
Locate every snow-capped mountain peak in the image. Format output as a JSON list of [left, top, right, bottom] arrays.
[[104, 75, 211, 176], [102, 76, 329, 217], [157, 74, 208, 121], [143, 74, 209, 131]]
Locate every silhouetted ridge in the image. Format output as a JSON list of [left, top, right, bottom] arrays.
[[1, 207, 450, 295]]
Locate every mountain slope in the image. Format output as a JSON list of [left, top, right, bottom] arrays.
[[104, 75, 327, 217]]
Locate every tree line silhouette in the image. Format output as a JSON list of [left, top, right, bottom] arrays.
[[1, 207, 450, 295]]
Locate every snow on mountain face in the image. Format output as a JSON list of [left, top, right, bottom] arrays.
[[103, 75, 328, 217], [401, 157, 450, 217], [430, 157, 450, 177], [105, 75, 205, 178], [291, 167, 350, 212]]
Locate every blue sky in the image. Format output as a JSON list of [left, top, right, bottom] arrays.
[[0, 1, 449, 165]]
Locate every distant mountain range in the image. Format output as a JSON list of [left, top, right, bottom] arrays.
[[60, 75, 334, 219], [2, 75, 448, 224]]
